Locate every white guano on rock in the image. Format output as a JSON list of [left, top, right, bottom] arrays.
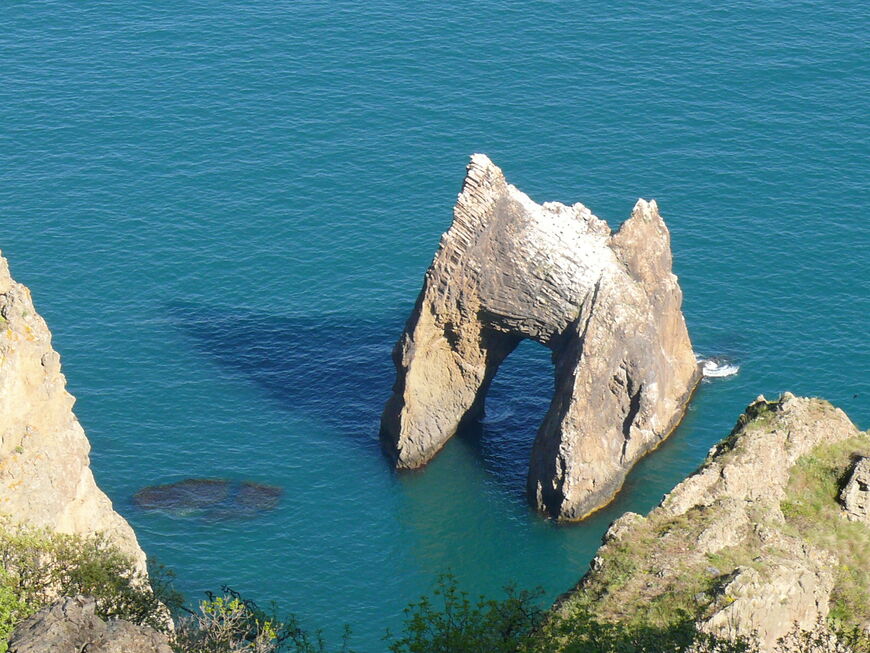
[[381, 154, 700, 520]]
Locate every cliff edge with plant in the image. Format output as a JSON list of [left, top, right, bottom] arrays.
[[557, 393, 870, 651]]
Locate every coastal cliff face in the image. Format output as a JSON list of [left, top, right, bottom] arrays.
[[558, 394, 870, 651], [381, 154, 699, 520], [0, 252, 146, 571]]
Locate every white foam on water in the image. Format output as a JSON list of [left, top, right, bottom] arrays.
[[698, 356, 740, 378]]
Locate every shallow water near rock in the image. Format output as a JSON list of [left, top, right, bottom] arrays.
[[2, 3, 868, 650]]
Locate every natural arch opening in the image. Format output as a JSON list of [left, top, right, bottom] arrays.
[[457, 339, 555, 497], [380, 154, 700, 520]]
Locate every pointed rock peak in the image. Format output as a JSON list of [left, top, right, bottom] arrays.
[[469, 152, 496, 169], [611, 198, 673, 285], [630, 198, 660, 222], [616, 198, 667, 239], [458, 153, 507, 197], [382, 156, 699, 520]]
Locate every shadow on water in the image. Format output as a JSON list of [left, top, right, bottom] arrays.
[[165, 301, 736, 523], [165, 301, 552, 494], [165, 300, 408, 454], [454, 340, 556, 502]]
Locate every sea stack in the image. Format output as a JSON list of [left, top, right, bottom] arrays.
[[381, 155, 700, 520], [0, 251, 146, 570]]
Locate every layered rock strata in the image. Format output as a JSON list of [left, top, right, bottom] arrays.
[[381, 154, 699, 519], [558, 394, 870, 651], [0, 252, 146, 570]]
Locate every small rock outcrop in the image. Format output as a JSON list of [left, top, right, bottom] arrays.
[[381, 154, 699, 520], [841, 456, 870, 523], [558, 394, 870, 651], [8, 596, 172, 653], [0, 252, 146, 570]]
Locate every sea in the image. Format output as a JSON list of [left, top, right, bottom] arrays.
[[2, 2, 868, 650]]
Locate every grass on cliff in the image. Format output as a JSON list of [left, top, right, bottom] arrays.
[[781, 434, 870, 628], [555, 402, 870, 648]]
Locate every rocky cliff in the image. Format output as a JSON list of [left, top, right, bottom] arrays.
[[381, 154, 699, 520], [558, 393, 870, 651], [8, 596, 171, 653], [0, 251, 146, 571]]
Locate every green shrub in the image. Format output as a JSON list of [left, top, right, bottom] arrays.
[[386, 574, 545, 653], [384, 575, 870, 653], [0, 519, 183, 650], [0, 520, 171, 632], [0, 570, 28, 653], [169, 585, 354, 653], [384, 575, 757, 653]]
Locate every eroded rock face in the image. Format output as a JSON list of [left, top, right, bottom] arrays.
[[0, 252, 146, 570], [841, 456, 870, 523], [8, 596, 172, 653], [381, 154, 699, 520], [559, 394, 868, 652]]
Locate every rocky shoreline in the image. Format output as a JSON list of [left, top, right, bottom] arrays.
[[0, 233, 867, 650], [559, 393, 870, 651]]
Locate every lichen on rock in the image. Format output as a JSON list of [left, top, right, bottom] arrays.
[[381, 154, 699, 520]]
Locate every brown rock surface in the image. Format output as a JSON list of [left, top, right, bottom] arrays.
[[0, 252, 146, 570], [840, 456, 870, 523], [558, 394, 869, 652], [381, 154, 699, 520], [8, 596, 172, 653]]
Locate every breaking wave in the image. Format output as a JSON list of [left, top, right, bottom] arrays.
[[698, 356, 740, 379]]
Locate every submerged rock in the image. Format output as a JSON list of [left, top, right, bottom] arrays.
[[133, 479, 230, 512], [558, 394, 869, 652], [0, 251, 146, 571], [8, 595, 172, 653], [381, 155, 699, 520], [134, 479, 282, 519], [237, 481, 282, 511]]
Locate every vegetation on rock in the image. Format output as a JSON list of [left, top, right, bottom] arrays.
[[0, 522, 868, 652]]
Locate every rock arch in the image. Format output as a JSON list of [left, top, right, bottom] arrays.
[[381, 155, 700, 520]]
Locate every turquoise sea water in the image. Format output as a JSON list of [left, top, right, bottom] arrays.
[[2, 2, 868, 649]]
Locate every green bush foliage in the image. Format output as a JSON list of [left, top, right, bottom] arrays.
[[386, 575, 755, 653], [386, 574, 545, 653], [0, 520, 866, 653], [170, 585, 353, 653], [0, 519, 171, 633], [386, 575, 869, 653]]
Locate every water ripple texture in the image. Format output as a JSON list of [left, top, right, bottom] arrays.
[[1, 2, 868, 650]]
